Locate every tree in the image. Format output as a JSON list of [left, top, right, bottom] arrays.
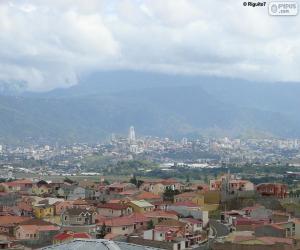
[[137, 180, 144, 188], [163, 187, 180, 202], [103, 179, 110, 185], [97, 223, 107, 239], [147, 220, 154, 229], [186, 174, 190, 183], [129, 175, 144, 188], [130, 175, 138, 186]]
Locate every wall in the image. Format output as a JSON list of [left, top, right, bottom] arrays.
[[212, 242, 292, 250], [128, 236, 182, 250]]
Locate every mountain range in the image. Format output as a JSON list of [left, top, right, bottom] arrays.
[[0, 71, 300, 144]]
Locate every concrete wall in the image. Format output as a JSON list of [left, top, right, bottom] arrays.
[[128, 236, 185, 250], [212, 242, 292, 250], [254, 226, 285, 238]]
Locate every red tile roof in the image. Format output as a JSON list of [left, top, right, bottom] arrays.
[[100, 213, 149, 226], [172, 201, 198, 207], [54, 232, 91, 241], [0, 216, 31, 225], [181, 218, 203, 224], [97, 203, 129, 210], [235, 217, 265, 226], [134, 192, 161, 200]]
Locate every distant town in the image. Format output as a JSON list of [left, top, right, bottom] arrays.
[[1, 127, 300, 249]]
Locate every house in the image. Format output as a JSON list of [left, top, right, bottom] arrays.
[[143, 228, 186, 250], [98, 217, 135, 236], [54, 200, 74, 215], [256, 183, 288, 198], [13, 201, 33, 217], [107, 183, 137, 194], [0, 193, 21, 214], [0, 216, 31, 236], [97, 203, 133, 217], [210, 174, 254, 193], [129, 200, 154, 213], [72, 199, 91, 209], [144, 210, 179, 224], [98, 213, 149, 236], [168, 202, 209, 226], [15, 219, 60, 240], [61, 208, 97, 226], [57, 185, 90, 200], [140, 179, 184, 195], [0, 179, 33, 193], [180, 218, 203, 233], [32, 180, 51, 196], [53, 231, 91, 244], [174, 191, 205, 206], [133, 192, 162, 203], [33, 202, 55, 219], [155, 219, 187, 233], [143, 219, 189, 249]]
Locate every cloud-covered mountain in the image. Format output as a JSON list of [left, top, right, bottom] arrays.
[[0, 71, 300, 144], [1, 0, 300, 92]]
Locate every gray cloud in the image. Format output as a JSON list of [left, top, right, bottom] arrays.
[[0, 0, 300, 91]]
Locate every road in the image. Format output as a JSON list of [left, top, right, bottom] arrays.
[[209, 219, 230, 237]]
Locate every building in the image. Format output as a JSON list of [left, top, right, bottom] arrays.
[[128, 126, 136, 142], [174, 192, 204, 206], [15, 219, 60, 240], [97, 203, 133, 217], [41, 239, 162, 250], [33, 203, 55, 219], [210, 174, 254, 193], [129, 200, 155, 213], [0, 179, 33, 193], [256, 183, 288, 198], [53, 231, 91, 244], [61, 208, 97, 226], [32, 180, 51, 196]]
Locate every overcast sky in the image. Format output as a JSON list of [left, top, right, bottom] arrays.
[[0, 0, 299, 91]]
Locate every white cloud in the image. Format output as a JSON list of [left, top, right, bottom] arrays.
[[0, 0, 300, 91]]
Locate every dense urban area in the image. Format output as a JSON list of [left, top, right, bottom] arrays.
[[1, 127, 300, 249]]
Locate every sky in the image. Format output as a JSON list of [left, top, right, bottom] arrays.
[[0, 0, 300, 91]]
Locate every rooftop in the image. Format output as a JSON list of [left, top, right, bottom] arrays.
[[130, 200, 154, 208], [41, 239, 163, 250]]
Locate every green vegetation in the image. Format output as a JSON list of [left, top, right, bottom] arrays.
[[129, 175, 144, 188], [209, 209, 221, 220], [147, 220, 154, 229], [97, 223, 107, 239], [163, 187, 180, 202]]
